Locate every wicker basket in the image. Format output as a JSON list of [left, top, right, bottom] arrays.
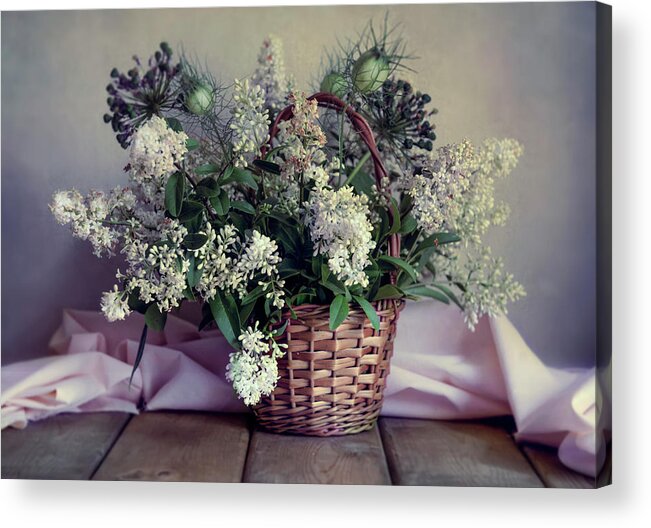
[[254, 93, 402, 436]]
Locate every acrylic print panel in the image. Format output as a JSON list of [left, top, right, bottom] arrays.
[[1, 2, 611, 487]]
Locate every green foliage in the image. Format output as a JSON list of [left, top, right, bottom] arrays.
[[353, 295, 380, 331], [329, 294, 349, 330], [144, 303, 167, 331], [209, 291, 242, 349], [164, 172, 185, 218]]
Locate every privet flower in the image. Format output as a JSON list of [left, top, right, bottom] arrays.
[[267, 92, 327, 213], [100, 285, 131, 322], [50, 187, 136, 257], [118, 218, 190, 313], [226, 322, 287, 406], [434, 247, 526, 330], [251, 35, 294, 113], [194, 225, 284, 308], [420, 138, 526, 330], [305, 172, 376, 288], [230, 78, 270, 168], [129, 115, 188, 184]]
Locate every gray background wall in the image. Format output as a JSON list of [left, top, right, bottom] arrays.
[[1, 3, 597, 366]]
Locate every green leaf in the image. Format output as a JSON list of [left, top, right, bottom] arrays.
[[187, 255, 202, 288], [372, 284, 404, 301], [186, 138, 200, 151], [231, 200, 255, 215], [209, 291, 241, 349], [411, 232, 461, 261], [144, 303, 167, 331], [210, 190, 230, 216], [183, 233, 208, 250], [129, 324, 148, 387], [329, 294, 349, 330], [195, 163, 221, 175], [165, 117, 183, 132], [399, 214, 418, 235], [222, 167, 258, 190], [387, 198, 401, 236], [178, 200, 204, 223], [252, 159, 281, 175], [241, 283, 267, 306], [272, 319, 290, 337], [239, 300, 256, 325], [195, 177, 220, 198], [322, 274, 347, 296], [378, 255, 418, 283], [127, 290, 148, 314], [164, 172, 185, 218], [353, 295, 380, 331], [349, 170, 376, 197], [403, 285, 450, 304], [431, 283, 463, 310]]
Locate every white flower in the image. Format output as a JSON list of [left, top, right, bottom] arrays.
[[100, 285, 131, 322], [305, 178, 375, 287], [119, 218, 190, 313], [129, 115, 188, 183], [195, 226, 284, 305], [230, 79, 270, 168], [251, 35, 294, 112], [420, 138, 526, 330], [434, 247, 526, 330], [50, 187, 136, 257], [226, 322, 287, 406]]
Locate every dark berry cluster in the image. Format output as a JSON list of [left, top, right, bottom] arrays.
[[360, 78, 437, 154], [104, 42, 181, 148]]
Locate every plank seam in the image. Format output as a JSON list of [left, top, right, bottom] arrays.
[[88, 413, 134, 480], [376, 419, 396, 485], [511, 434, 548, 488]]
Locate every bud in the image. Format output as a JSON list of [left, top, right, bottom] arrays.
[[320, 72, 347, 99], [352, 49, 390, 94], [185, 84, 214, 116]]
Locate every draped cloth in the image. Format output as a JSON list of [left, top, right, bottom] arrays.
[[1, 301, 610, 478]]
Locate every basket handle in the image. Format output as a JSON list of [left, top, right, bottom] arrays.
[[265, 92, 400, 261]]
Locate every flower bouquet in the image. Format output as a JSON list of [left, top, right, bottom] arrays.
[[51, 19, 525, 436]]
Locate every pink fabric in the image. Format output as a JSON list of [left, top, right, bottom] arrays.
[[0, 302, 609, 478]]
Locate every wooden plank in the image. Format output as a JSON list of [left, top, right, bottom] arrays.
[[521, 445, 595, 488], [1, 412, 131, 480], [379, 417, 544, 487], [92, 412, 250, 482], [243, 425, 391, 485]]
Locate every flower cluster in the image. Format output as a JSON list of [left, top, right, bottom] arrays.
[[129, 115, 188, 185], [400, 139, 474, 234], [50, 187, 136, 257], [194, 225, 284, 307], [251, 35, 294, 114], [434, 247, 526, 330], [230, 79, 270, 167], [306, 175, 376, 287], [226, 322, 287, 406], [444, 138, 523, 245], [274, 93, 327, 178]]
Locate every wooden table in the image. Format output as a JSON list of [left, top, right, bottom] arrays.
[[1, 412, 610, 487]]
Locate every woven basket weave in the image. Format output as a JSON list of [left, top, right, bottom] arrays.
[[254, 93, 402, 436]]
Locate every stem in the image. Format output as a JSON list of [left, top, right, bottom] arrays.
[[346, 151, 372, 188]]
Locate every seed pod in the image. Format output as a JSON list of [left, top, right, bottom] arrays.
[[320, 72, 347, 99], [352, 49, 390, 94], [185, 84, 214, 116]]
